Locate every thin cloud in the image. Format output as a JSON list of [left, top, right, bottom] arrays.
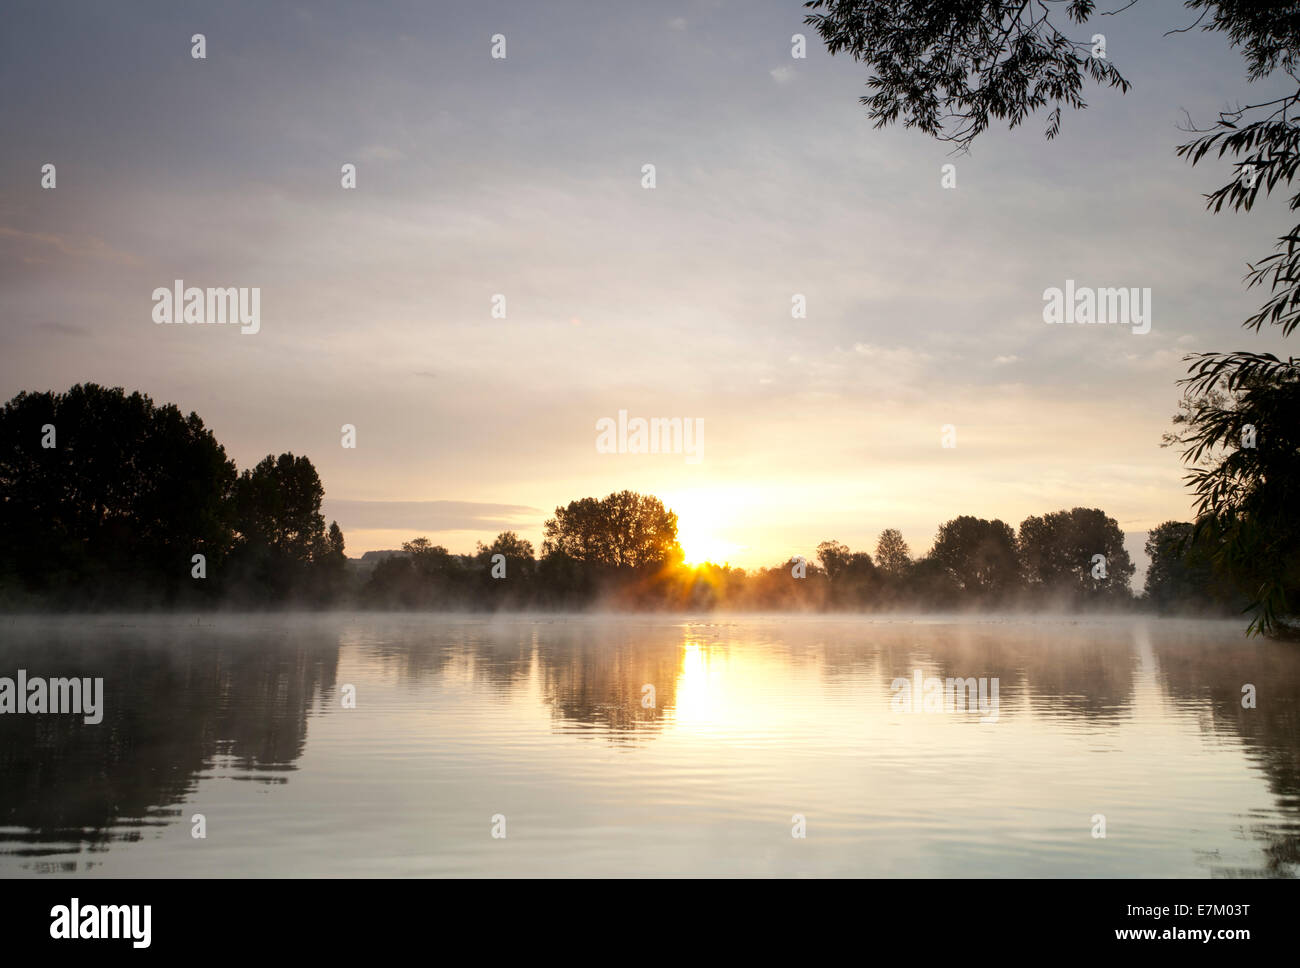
[[324, 500, 541, 532]]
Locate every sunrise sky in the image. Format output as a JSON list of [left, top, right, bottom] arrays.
[[2, 0, 1293, 574]]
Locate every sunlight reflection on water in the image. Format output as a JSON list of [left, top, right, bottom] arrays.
[[0, 613, 1296, 877]]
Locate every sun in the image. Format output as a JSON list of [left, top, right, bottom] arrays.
[[673, 503, 740, 566], [680, 533, 735, 567]]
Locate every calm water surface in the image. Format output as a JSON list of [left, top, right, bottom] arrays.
[[1, 613, 1297, 877]]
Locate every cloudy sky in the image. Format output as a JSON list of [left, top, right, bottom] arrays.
[[2, 0, 1293, 572]]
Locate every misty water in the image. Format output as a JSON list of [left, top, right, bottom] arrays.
[[0, 613, 1297, 877]]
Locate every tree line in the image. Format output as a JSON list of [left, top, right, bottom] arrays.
[[361, 500, 1240, 616], [0, 383, 1252, 619]]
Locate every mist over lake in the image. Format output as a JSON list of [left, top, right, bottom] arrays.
[[1, 613, 1295, 878]]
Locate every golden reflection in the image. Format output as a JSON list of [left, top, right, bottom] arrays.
[[671, 640, 730, 728]]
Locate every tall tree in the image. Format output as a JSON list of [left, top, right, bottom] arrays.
[[874, 528, 912, 576], [1170, 6, 1300, 632], [234, 453, 327, 559], [327, 521, 346, 559], [1164, 372, 1300, 631], [230, 453, 330, 599]]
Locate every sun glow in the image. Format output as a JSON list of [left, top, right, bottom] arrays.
[[671, 496, 743, 566], [680, 534, 736, 567]]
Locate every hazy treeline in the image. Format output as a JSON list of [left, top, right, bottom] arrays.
[[0, 383, 1249, 617], [360, 503, 1243, 616]]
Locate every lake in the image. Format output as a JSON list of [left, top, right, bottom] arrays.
[[0, 613, 1296, 877]]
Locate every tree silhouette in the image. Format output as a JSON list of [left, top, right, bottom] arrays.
[[817, 539, 877, 605], [0, 384, 235, 606], [874, 528, 912, 576], [1165, 371, 1300, 631], [477, 531, 536, 579], [234, 453, 327, 558], [1143, 520, 1235, 614], [930, 516, 1020, 603], [802, 0, 1129, 149], [542, 491, 682, 569], [1018, 507, 1134, 605], [228, 452, 333, 602]]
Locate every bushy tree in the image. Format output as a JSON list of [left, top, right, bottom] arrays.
[[542, 491, 682, 569], [930, 516, 1020, 603], [229, 452, 331, 601], [1018, 508, 1134, 605], [817, 539, 877, 606], [476, 531, 536, 580], [1143, 520, 1235, 614]]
